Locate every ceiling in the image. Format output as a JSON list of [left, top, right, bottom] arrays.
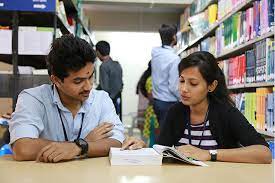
[[81, 0, 192, 13]]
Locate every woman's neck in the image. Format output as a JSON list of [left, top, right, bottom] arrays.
[[189, 98, 209, 124]]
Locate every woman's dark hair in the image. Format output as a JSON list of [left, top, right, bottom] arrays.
[[178, 51, 235, 106], [96, 40, 110, 56], [136, 61, 152, 97], [46, 34, 96, 81], [159, 24, 177, 46]]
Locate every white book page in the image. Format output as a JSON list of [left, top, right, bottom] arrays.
[[153, 144, 208, 167]]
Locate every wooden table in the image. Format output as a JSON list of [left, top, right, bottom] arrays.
[[0, 156, 273, 183]]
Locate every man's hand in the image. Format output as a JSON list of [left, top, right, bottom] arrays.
[[176, 145, 210, 161], [85, 122, 113, 142], [2, 113, 11, 119], [121, 137, 146, 150], [36, 142, 81, 163]]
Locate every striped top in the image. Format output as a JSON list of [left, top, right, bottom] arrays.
[[177, 120, 218, 150]]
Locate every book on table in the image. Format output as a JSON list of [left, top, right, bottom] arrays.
[[109, 144, 208, 166]]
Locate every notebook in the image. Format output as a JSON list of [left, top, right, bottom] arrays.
[[109, 144, 208, 166]]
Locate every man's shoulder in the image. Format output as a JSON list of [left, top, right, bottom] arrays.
[[21, 84, 52, 103], [90, 89, 110, 101]]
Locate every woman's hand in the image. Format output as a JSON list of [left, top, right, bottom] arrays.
[[176, 145, 210, 161], [121, 137, 146, 150]]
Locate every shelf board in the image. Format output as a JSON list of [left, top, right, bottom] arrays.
[[256, 129, 275, 138], [228, 82, 274, 90], [179, 0, 255, 54], [0, 11, 72, 35], [0, 54, 47, 69], [217, 31, 275, 60], [0, 74, 50, 98]]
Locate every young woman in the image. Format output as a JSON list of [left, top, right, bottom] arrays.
[[123, 51, 271, 164]]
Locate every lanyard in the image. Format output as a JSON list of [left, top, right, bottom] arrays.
[[187, 106, 209, 148], [52, 85, 84, 141], [57, 107, 84, 141]]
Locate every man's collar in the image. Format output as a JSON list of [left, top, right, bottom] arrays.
[[52, 85, 94, 113]]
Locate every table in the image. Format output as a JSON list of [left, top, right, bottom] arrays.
[[0, 156, 273, 183]]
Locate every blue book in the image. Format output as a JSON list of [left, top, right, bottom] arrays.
[[268, 0, 274, 29]]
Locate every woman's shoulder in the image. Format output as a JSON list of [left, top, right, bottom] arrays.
[[167, 102, 188, 117]]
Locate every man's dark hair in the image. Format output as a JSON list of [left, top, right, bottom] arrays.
[[158, 24, 177, 46], [96, 40, 110, 56], [46, 34, 96, 81]]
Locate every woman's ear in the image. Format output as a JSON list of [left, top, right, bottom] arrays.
[[208, 80, 218, 92]]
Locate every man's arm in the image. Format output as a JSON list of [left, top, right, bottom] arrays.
[[12, 138, 52, 161], [87, 138, 121, 157]]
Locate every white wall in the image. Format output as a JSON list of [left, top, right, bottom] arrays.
[[94, 31, 161, 124]]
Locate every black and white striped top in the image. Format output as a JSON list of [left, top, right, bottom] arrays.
[[177, 120, 218, 150]]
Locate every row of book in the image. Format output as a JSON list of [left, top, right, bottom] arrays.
[[216, 0, 274, 55], [218, 38, 274, 85], [218, 0, 247, 20], [187, 4, 218, 38], [231, 87, 274, 133]]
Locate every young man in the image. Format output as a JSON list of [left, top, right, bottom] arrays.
[[151, 24, 181, 132], [96, 41, 123, 119], [9, 35, 125, 163]]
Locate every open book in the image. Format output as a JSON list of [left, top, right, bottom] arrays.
[[109, 144, 208, 166]]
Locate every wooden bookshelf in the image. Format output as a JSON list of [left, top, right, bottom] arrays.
[[228, 82, 274, 90], [179, 0, 255, 54], [217, 31, 275, 61], [256, 129, 275, 138]]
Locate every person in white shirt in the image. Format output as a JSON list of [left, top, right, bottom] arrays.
[[9, 34, 124, 163], [151, 24, 181, 132]]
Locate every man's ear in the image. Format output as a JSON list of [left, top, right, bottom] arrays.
[[50, 75, 62, 88], [208, 80, 218, 92]]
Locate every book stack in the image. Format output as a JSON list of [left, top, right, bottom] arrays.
[[216, 0, 274, 55], [226, 54, 246, 86], [218, 0, 246, 20], [220, 38, 274, 85], [0, 26, 12, 54], [256, 87, 273, 130], [200, 36, 216, 56], [18, 26, 53, 55], [231, 87, 274, 132], [255, 38, 275, 82]]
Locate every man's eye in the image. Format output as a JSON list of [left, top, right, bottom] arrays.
[[74, 81, 82, 84], [191, 83, 198, 86], [180, 80, 185, 83]]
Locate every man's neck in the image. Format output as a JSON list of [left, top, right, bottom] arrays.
[[56, 88, 82, 117], [101, 55, 111, 62]]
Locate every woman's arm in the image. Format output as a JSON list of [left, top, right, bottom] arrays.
[[177, 144, 272, 164], [216, 145, 271, 163]]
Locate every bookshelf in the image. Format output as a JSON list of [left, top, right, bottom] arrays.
[[179, 0, 255, 53], [0, 0, 94, 109], [217, 31, 274, 61], [228, 82, 274, 90], [179, 0, 275, 137]]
